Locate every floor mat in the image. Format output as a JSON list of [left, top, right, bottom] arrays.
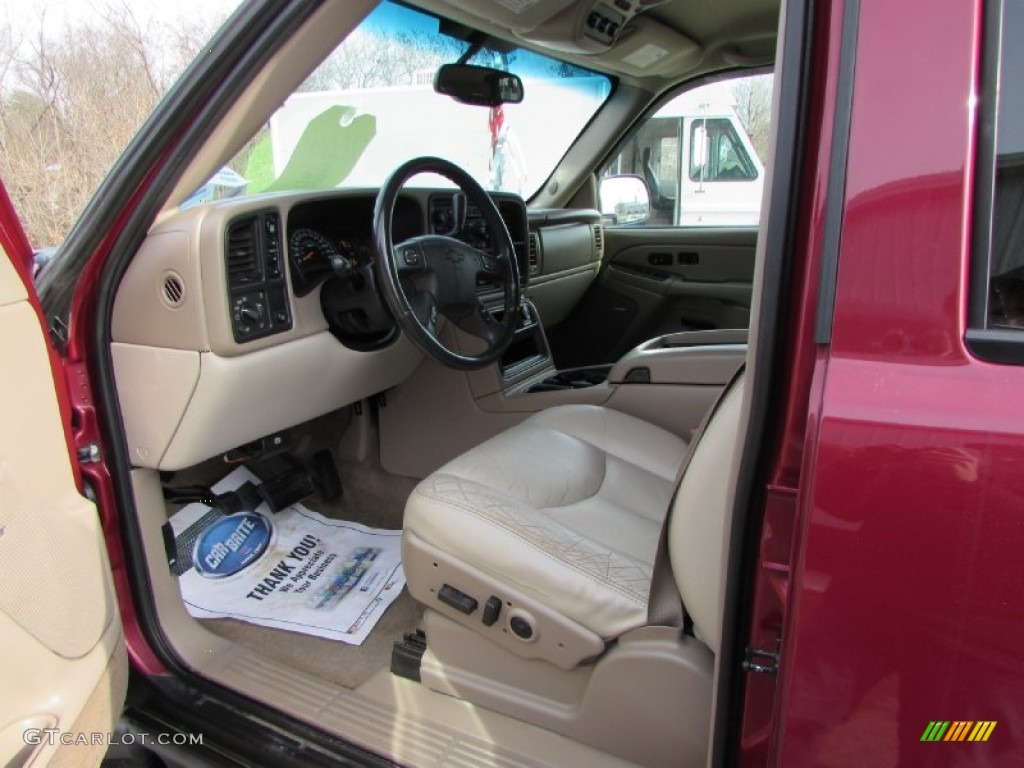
[[188, 455, 424, 688], [168, 466, 406, 645]]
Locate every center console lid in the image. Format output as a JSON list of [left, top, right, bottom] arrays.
[[609, 329, 747, 386]]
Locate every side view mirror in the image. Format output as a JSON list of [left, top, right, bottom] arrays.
[[434, 64, 524, 107], [692, 123, 709, 172], [599, 174, 652, 225]]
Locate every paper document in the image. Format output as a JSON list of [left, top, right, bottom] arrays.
[[166, 466, 405, 645]]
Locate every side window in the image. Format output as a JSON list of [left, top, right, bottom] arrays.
[[969, 0, 1024, 361], [688, 119, 758, 182], [598, 73, 773, 227]]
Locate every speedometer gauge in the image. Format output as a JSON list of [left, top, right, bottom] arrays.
[[288, 228, 337, 296]]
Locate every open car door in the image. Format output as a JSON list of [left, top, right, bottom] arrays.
[[0, 182, 126, 767]]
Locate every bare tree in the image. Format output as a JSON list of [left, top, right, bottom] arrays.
[[300, 29, 463, 92], [0, 1, 223, 247], [732, 74, 773, 164]]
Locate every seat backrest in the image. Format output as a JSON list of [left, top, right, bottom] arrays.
[[642, 147, 660, 199], [668, 372, 746, 655]]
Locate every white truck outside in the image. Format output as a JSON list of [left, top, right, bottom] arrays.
[[601, 82, 765, 227]]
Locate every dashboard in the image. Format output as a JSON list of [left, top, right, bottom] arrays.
[[221, 191, 530, 351], [110, 187, 533, 471]]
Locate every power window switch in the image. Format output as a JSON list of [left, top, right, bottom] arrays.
[[438, 584, 477, 615]]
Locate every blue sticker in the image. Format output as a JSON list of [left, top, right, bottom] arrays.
[[193, 512, 273, 579]]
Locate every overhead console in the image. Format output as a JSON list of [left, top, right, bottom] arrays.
[[580, 0, 662, 46], [500, 0, 701, 77]]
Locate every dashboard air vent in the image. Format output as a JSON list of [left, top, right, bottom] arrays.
[[528, 232, 541, 276], [161, 272, 185, 307], [593, 223, 604, 259], [225, 217, 260, 287]]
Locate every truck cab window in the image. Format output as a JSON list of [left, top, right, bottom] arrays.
[[689, 119, 758, 182], [968, 0, 1024, 362], [599, 72, 773, 227], [987, 0, 1024, 329]]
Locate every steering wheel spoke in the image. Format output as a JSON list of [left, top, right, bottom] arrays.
[[409, 291, 440, 337], [374, 156, 521, 370], [449, 299, 503, 345], [394, 240, 429, 275], [474, 248, 505, 281]]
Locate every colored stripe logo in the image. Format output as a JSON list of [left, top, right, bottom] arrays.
[[921, 721, 996, 742]]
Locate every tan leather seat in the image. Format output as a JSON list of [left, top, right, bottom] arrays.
[[404, 404, 687, 639], [403, 376, 744, 766]]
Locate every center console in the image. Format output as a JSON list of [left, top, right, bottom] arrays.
[[517, 328, 746, 394], [498, 326, 747, 440], [495, 302, 549, 379], [380, 309, 748, 478]]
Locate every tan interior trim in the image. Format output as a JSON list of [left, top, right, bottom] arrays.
[[0, 258, 127, 768], [379, 357, 529, 478], [419, 611, 713, 768], [404, 533, 606, 668], [112, 343, 201, 468], [604, 383, 722, 441], [127, 468, 643, 768], [162, 333, 419, 470], [526, 265, 600, 327]]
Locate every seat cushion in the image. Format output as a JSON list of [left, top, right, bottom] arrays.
[[404, 404, 687, 638]]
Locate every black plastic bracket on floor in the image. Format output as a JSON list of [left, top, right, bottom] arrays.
[[391, 630, 427, 682]]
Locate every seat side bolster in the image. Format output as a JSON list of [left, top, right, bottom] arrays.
[[668, 377, 747, 656]]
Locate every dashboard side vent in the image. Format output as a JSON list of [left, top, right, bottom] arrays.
[[528, 232, 541, 276], [225, 217, 260, 287], [161, 272, 185, 308], [593, 223, 604, 260]]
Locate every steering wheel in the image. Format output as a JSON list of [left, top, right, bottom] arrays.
[[373, 157, 521, 370]]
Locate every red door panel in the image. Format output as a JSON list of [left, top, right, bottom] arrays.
[[773, 0, 1024, 764]]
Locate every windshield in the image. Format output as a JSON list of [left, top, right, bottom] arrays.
[[189, 2, 612, 207]]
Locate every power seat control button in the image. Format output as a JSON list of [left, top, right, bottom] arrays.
[[509, 615, 534, 640], [482, 596, 502, 626], [438, 584, 477, 615]]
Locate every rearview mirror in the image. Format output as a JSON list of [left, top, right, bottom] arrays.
[[434, 64, 524, 107], [692, 123, 709, 171]]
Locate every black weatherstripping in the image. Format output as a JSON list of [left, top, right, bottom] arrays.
[[121, 671, 398, 768], [64, 0, 396, 763], [712, 0, 817, 764], [966, 328, 1024, 365], [813, 0, 860, 344], [967, 0, 1003, 331], [966, 0, 1024, 365]]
